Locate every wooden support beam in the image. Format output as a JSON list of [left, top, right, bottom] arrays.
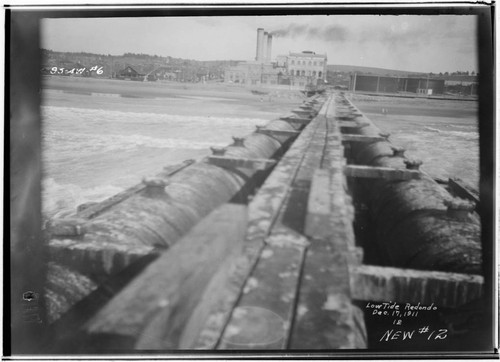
[[338, 121, 370, 128], [292, 109, 312, 115], [207, 156, 277, 171], [335, 115, 360, 121], [344, 165, 422, 181], [448, 178, 480, 205], [257, 129, 301, 138], [342, 134, 386, 143], [279, 116, 311, 124], [350, 265, 484, 308], [84, 204, 248, 349]]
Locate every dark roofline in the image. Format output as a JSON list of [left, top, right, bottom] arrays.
[[353, 73, 446, 82]]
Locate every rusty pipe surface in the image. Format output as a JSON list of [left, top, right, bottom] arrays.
[[340, 93, 481, 274]]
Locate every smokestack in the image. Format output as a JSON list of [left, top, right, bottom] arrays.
[[263, 32, 268, 62], [256, 28, 264, 62], [266, 34, 272, 63]]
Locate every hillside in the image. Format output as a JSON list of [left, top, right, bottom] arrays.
[[327, 64, 425, 77], [41, 49, 241, 82]]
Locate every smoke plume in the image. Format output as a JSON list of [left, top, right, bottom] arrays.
[[270, 23, 348, 42]]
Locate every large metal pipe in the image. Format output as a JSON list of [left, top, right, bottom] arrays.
[[342, 94, 482, 275]]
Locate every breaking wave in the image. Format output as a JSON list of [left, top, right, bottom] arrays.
[[42, 177, 124, 220], [423, 126, 478, 140], [43, 130, 227, 154]]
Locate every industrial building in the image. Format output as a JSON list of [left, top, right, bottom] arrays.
[[224, 28, 327, 89], [349, 74, 445, 95]]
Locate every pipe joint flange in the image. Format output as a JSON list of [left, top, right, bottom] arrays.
[[444, 197, 476, 219], [210, 146, 227, 156], [255, 125, 265, 133], [391, 146, 406, 157], [232, 137, 245, 147], [404, 158, 423, 170], [379, 132, 391, 140], [142, 177, 169, 196]]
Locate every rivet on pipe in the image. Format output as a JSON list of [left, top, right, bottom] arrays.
[[444, 198, 475, 220], [232, 137, 245, 147], [404, 159, 423, 170], [142, 177, 168, 197], [391, 146, 406, 157], [77, 202, 98, 213], [379, 132, 391, 140], [210, 146, 227, 156]]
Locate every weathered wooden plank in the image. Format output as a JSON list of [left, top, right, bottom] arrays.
[[344, 165, 422, 181], [289, 244, 367, 349], [181, 249, 256, 349], [217, 242, 305, 349], [448, 178, 480, 205], [342, 134, 386, 143], [323, 109, 344, 169], [293, 120, 327, 184], [84, 204, 248, 349], [304, 169, 332, 239], [207, 156, 277, 171], [350, 265, 484, 308], [290, 149, 365, 348], [246, 116, 322, 243], [279, 116, 311, 124]]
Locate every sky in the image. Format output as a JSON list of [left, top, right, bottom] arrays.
[[41, 14, 479, 73]]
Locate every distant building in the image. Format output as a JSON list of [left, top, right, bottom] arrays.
[[224, 28, 327, 90], [349, 74, 445, 95], [286, 51, 327, 84], [225, 62, 281, 86], [117, 66, 145, 81]]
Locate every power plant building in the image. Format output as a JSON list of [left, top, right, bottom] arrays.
[[224, 28, 327, 89]]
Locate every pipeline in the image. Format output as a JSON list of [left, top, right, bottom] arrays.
[[44, 94, 326, 324], [340, 93, 481, 275]]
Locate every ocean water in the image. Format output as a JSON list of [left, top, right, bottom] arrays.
[[353, 97, 480, 190], [41, 100, 270, 219]]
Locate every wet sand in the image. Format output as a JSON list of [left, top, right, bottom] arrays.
[[42, 76, 306, 120]]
